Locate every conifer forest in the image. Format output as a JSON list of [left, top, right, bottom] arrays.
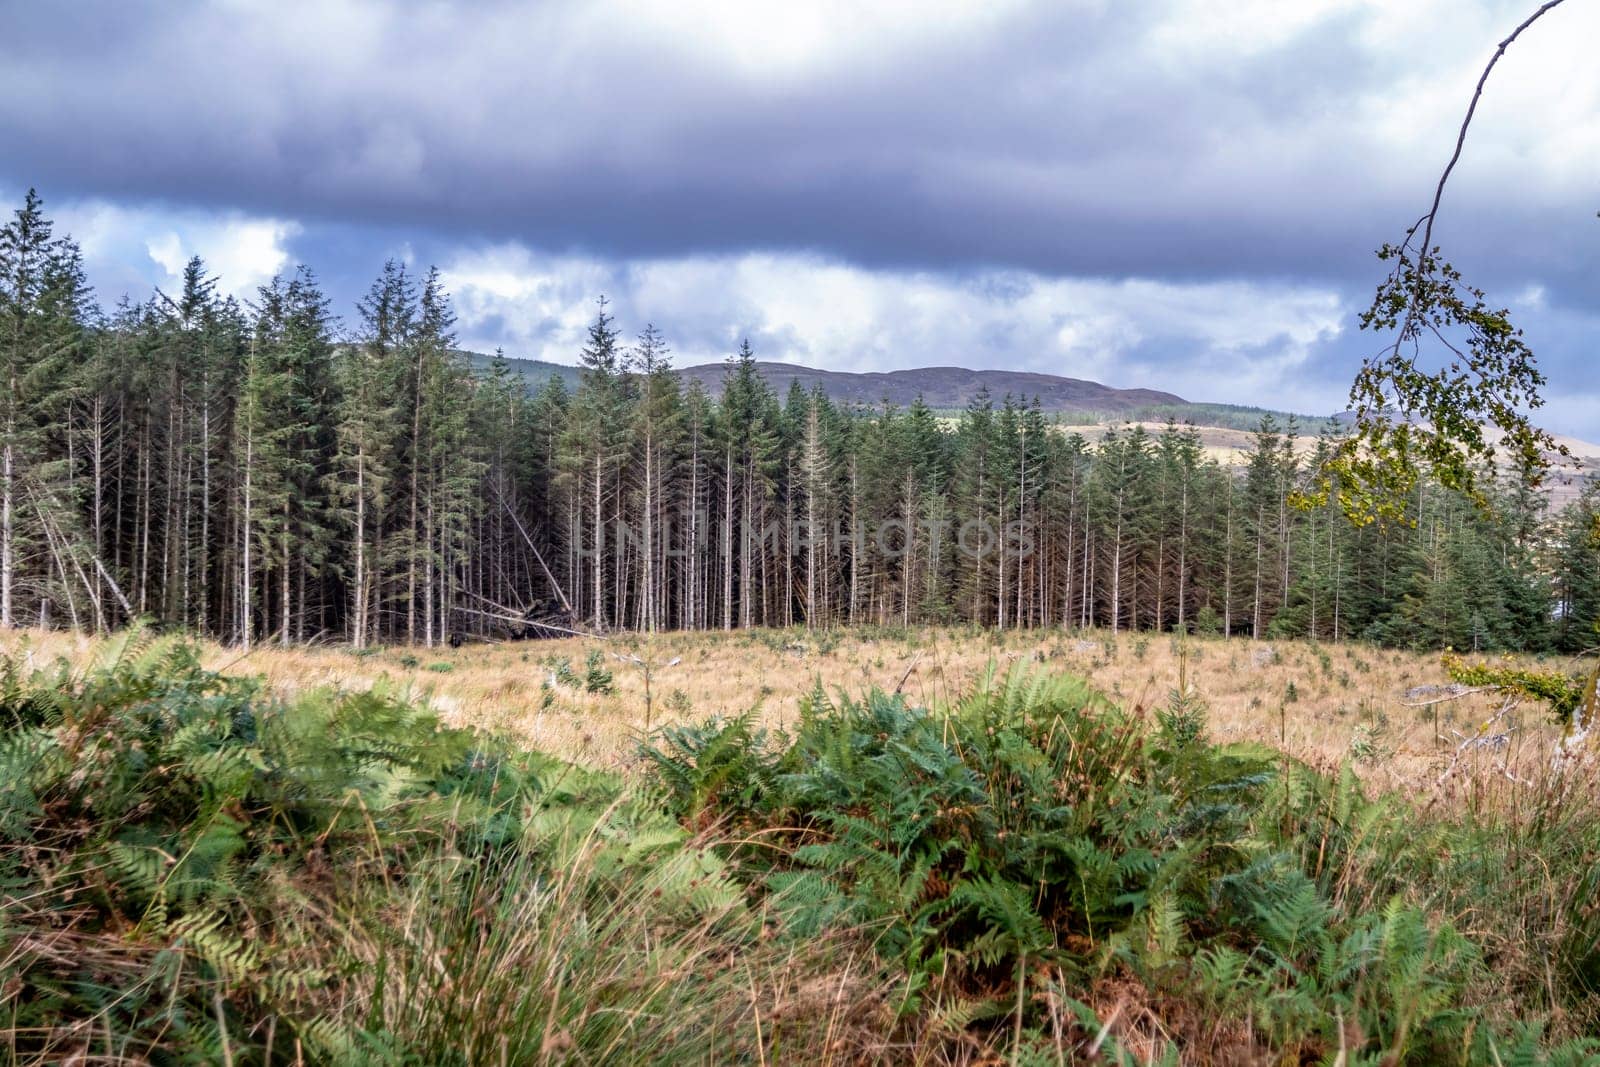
[[3, 189, 1595, 654]]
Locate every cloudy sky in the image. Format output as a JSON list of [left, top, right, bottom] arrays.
[[3, 0, 1596, 434]]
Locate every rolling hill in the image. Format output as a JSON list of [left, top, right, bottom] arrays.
[[467, 351, 1266, 423], [462, 352, 1600, 487], [674, 362, 1186, 414]]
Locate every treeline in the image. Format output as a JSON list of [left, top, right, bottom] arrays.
[[2, 190, 1597, 649]]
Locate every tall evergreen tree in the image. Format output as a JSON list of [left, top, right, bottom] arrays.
[[0, 191, 90, 628]]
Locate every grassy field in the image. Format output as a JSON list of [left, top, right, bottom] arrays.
[[2, 624, 1574, 802], [4, 625, 1598, 1063]]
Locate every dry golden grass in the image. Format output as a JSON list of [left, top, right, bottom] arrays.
[[1069, 420, 1600, 509], [0, 625, 1575, 804]]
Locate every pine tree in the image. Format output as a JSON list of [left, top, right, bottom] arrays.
[[1089, 425, 1152, 632], [715, 341, 779, 628], [0, 191, 93, 629], [678, 378, 713, 629], [798, 386, 834, 628], [413, 269, 477, 645], [951, 387, 997, 625], [627, 324, 681, 632], [1156, 423, 1204, 632], [563, 299, 626, 629], [1243, 415, 1286, 638], [234, 293, 295, 648], [333, 262, 410, 647], [1552, 481, 1600, 652]]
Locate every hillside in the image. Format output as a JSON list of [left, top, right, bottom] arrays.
[[676, 360, 1185, 413], [467, 350, 1271, 422], [467, 351, 1600, 463]]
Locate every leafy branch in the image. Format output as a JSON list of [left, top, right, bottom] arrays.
[[1305, 0, 1575, 526]]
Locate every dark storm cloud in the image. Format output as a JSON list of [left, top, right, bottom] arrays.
[[2, 0, 1591, 295], [2, 0, 1596, 434]]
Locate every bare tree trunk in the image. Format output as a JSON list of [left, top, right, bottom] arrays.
[[1307, 511, 1318, 638], [91, 395, 107, 629], [1080, 525, 1091, 629], [179, 446, 193, 625], [642, 429, 655, 632], [1252, 503, 1266, 640], [740, 466, 753, 629], [997, 484, 1008, 631], [849, 456, 860, 626], [805, 449, 817, 629], [687, 430, 700, 629], [240, 428, 253, 650], [903, 470, 916, 628], [1177, 477, 1189, 632], [782, 455, 794, 628], [279, 500, 291, 646], [408, 350, 423, 645], [353, 449, 368, 648], [1331, 520, 1341, 642], [1014, 428, 1026, 628], [425, 496, 436, 647], [138, 426, 151, 614], [722, 444, 733, 631], [199, 377, 211, 632], [162, 368, 178, 621], [1223, 484, 1235, 638], [1110, 511, 1123, 632], [1083, 526, 1094, 629], [1, 437, 13, 629]]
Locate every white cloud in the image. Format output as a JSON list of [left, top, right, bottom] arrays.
[[50, 198, 300, 301], [442, 244, 1349, 412], [145, 231, 187, 278], [613, 0, 1035, 78]]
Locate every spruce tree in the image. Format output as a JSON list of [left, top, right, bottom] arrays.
[[0, 191, 93, 629]]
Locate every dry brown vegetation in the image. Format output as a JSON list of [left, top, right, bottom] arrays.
[[1069, 419, 1600, 509], [2, 624, 1575, 804], [6, 625, 1598, 1063]]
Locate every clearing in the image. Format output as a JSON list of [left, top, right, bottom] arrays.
[[2, 625, 1573, 801]]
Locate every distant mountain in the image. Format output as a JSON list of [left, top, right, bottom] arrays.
[[466, 351, 1188, 416], [676, 362, 1186, 414]]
